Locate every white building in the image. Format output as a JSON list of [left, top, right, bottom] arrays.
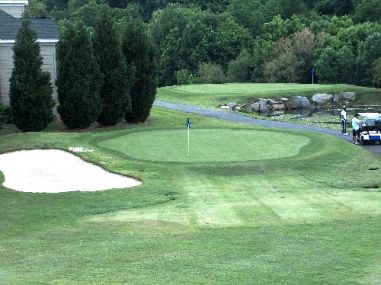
[[0, 0, 58, 105]]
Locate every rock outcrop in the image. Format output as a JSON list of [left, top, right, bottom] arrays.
[[311, 93, 333, 106], [220, 91, 356, 114], [334, 92, 356, 104], [288, 96, 310, 109]]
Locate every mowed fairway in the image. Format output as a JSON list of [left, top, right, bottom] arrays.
[[0, 108, 381, 284], [99, 128, 310, 162]]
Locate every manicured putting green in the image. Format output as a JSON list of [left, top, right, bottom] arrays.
[[99, 128, 310, 162]]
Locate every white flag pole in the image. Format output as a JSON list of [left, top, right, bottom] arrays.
[[187, 125, 190, 156]]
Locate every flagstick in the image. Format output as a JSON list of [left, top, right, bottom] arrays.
[[187, 126, 190, 156]]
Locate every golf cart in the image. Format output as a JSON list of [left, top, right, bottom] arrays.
[[358, 113, 381, 145]]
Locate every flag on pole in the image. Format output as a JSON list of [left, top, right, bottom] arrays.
[[186, 117, 191, 129], [186, 117, 191, 156]]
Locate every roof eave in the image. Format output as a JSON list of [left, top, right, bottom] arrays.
[[0, 39, 58, 43]]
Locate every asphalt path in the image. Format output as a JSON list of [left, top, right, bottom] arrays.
[[154, 100, 381, 156]]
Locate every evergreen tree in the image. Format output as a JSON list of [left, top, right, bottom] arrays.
[[9, 19, 54, 132], [123, 22, 158, 123], [94, 8, 129, 126], [56, 21, 102, 129]]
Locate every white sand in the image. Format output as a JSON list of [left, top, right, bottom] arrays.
[[0, 149, 141, 193]]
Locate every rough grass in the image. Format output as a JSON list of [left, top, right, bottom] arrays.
[[0, 108, 380, 284], [157, 83, 381, 108]]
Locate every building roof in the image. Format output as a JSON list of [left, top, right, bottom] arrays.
[[0, 10, 58, 40], [0, 0, 28, 5]]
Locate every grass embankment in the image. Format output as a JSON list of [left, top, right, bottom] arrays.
[[0, 108, 381, 284], [158, 83, 381, 130], [157, 83, 381, 108]]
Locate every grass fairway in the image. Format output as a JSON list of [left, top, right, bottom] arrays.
[[0, 108, 381, 284], [157, 83, 381, 108], [99, 128, 310, 162]]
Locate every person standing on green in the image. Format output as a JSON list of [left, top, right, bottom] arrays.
[[351, 113, 361, 144], [340, 106, 348, 135]]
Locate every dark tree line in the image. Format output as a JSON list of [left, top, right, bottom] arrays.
[[56, 8, 158, 129], [10, 7, 158, 131]]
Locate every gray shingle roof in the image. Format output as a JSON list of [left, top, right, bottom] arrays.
[[0, 10, 58, 40]]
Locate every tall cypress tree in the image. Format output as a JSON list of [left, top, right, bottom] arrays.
[[9, 19, 54, 131], [94, 9, 129, 126], [123, 22, 158, 123], [56, 21, 102, 129]]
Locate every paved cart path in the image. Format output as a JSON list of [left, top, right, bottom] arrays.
[[154, 100, 381, 156]]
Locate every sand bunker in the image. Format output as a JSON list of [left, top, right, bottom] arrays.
[[0, 149, 141, 193]]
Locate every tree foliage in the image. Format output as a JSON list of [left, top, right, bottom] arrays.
[[227, 49, 253, 82], [122, 22, 158, 123], [195, 63, 226, 84], [9, 19, 54, 132], [354, 0, 381, 23], [27, 0, 381, 88], [94, 8, 129, 125], [56, 21, 102, 128], [357, 32, 381, 86], [373, 57, 381, 87]]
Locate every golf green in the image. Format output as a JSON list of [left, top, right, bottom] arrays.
[[99, 128, 310, 162]]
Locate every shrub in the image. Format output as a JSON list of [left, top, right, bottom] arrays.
[[227, 49, 253, 82], [176, 69, 194, 85], [195, 63, 226, 84], [0, 104, 6, 130]]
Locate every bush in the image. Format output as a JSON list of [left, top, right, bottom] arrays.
[[227, 49, 253, 82], [176, 69, 194, 85], [0, 104, 6, 130], [0, 105, 12, 124], [195, 63, 226, 84]]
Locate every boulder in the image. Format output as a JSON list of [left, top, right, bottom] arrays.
[[279, 98, 289, 108], [267, 99, 278, 105], [271, 102, 286, 111], [219, 105, 230, 110], [266, 99, 286, 110], [311, 93, 333, 106], [227, 102, 238, 109], [340, 92, 356, 101], [249, 102, 260, 112], [257, 98, 269, 113], [333, 92, 356, 103], [288, 96, 310, 109]]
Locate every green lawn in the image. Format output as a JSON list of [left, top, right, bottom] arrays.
[[157, 83, 381, 108], [0, 108, 381, 284], [99, 128, 310, 162]]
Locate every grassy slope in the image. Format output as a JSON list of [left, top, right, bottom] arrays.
[[157, 83, 381, 108], [0, 108, 380, 284]]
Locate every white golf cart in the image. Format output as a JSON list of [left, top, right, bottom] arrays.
[[358, 113, 381, 145]]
